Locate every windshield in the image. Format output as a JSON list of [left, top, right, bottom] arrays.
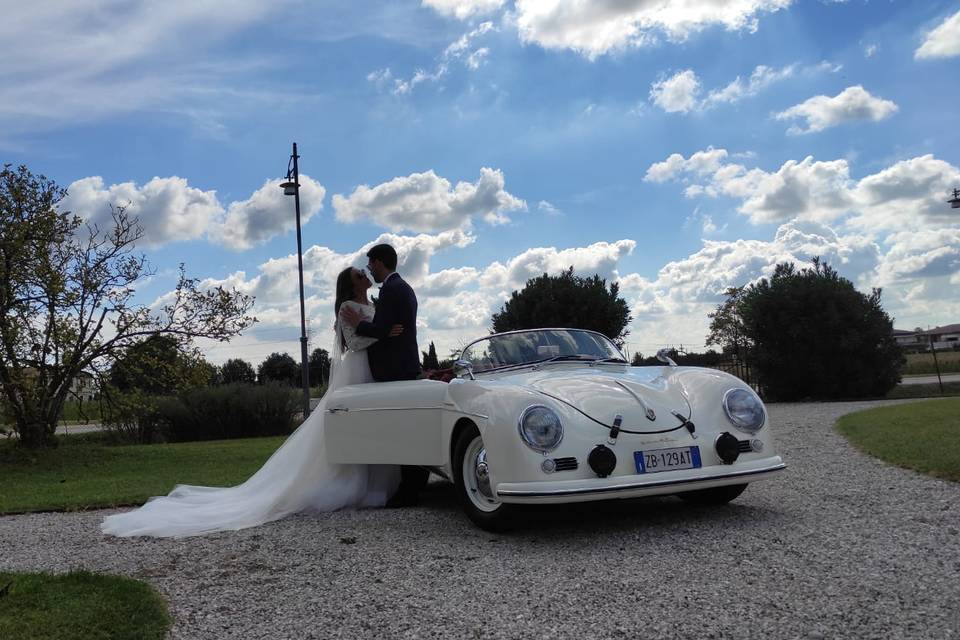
[[460, 329, 625, 373]]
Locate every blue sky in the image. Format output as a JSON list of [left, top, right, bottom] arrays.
[[4, 0, 959, 364]]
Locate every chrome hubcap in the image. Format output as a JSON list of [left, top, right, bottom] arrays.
[[462, 435, 500, 512]]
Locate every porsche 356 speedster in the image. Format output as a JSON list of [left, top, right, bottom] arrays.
[[324, 328, 786, 531]]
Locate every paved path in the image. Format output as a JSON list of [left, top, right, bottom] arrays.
[[1, 400, 958, 639], [900, 372, 960, 385]]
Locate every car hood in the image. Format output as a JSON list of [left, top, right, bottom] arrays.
[[516, 368, 694, 431]]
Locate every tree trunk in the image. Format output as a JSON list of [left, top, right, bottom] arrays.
[[16, 418, 58, 448]]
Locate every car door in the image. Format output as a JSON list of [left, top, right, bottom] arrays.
[[324, 380, 449, 465]]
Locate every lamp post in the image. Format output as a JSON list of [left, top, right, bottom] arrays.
[[949, 188, 960, 209], [280, 142, 311, 419]]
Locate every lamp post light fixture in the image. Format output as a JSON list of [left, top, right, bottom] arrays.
[[280, 142, 312, 419], [949, 188, 960, 210]]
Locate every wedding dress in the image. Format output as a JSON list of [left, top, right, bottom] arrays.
[[101, 301, 400, 538]]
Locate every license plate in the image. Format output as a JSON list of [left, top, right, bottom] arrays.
[[634, 446, 701, 474]]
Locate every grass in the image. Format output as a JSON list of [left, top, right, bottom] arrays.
[[0, 570, 171, 640], [903, 350, 960, 375], [0, 433, 284, 514], [837, 398, 960, 482], [886, 381, 960, 399]]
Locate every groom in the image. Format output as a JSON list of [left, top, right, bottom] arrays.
[[340, 243, 428, 507]]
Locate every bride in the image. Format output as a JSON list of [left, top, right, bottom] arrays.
[[101, 266, 402, 538]]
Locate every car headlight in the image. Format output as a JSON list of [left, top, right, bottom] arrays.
[[518, 405, 563, 453], [723, 388, 765, 434]]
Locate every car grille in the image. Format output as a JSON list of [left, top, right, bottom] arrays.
[[553, 457, 579, 471], [737, 440, 753, 453]]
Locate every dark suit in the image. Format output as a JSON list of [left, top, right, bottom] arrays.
[[356, 272, 427, 503], [355, 273, 421, 382]]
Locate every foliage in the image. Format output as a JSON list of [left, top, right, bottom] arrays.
[[422, 341, 440, 369], [706, 286, 751, 353], [631, 349, 726, 367], [491, 267, 632, 346], [157, 383, 298, 442], [0, 164, 255, 448], [0, 432, 283, 513], [219, 357, 257, 384], [308, 348, 331, 387], [109, 334, 213, 394], [0, 571, 171, 640], [728, 259, 903, 401], [258, 352, 300, 386], [100, 335, 217, 443], [837, 399, 960, 482]]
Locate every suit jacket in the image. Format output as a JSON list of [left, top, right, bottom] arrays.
[[356, 273, 421, 382]]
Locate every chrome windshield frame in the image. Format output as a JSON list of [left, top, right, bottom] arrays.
[[458, 328, 627, 375]]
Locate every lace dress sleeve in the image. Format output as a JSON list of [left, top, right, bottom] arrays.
[[339, 302, 378, 352]]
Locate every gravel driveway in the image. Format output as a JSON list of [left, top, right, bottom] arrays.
[[2, 400, 958, 639]]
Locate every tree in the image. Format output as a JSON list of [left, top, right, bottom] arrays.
[[706, 286, 751, 355], [491, 267, 632, 346], [308, 348, 330, 387], [0, 165, 255, 448], [109, 334, 213, 395], [736, 258, 903, 401], [258, 352, 299, 386], [422, 341, 440, 369], [219, 358, 256, 385]]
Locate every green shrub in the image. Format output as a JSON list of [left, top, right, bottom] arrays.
[[159, 383, 299, 442]]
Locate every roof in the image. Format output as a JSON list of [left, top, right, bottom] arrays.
[[921, 323, 960, 335]]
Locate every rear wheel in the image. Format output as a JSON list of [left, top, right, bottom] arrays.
[[453, 424, 516, 532], [678, 483, 748, 505]]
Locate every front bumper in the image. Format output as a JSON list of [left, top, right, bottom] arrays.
[[495, 456, 786, 504]]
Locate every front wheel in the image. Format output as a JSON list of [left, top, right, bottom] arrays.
[[453, 425, 516, 532], [677, 483, 748, 505]]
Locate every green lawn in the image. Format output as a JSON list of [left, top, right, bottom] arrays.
[[0, 571, 171, 640], [837, 398, 960, 482], [886, 380, 960, 399], [1, 434, 284, 514]]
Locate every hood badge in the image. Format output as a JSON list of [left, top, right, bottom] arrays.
[[615, 380, 657, 421]]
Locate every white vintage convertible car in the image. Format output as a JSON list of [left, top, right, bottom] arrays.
[[325, 328, 786, 531]]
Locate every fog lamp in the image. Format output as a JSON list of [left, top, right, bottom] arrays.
[[588, 444, 617, 478]]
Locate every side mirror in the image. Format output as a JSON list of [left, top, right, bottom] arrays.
[[656, 348, 678, 367], [453, 359, 475, 380]]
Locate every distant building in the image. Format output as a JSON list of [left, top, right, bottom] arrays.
[[70, 371, 99, 402], [894, 324, 960, 352]]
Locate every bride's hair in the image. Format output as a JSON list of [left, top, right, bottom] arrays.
[[334, 267, 355, 350]]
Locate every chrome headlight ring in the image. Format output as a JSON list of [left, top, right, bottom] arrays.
[[722, 388, 766, 434], [518, 405, 564, 453]]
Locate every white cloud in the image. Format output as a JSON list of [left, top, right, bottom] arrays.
[[215, 176, 326, 251], [332, 167, 525, 233], [466, 47, 490, 69], [915, 10, 960, 60], [422, 0, 505, 20], [62, 176, 222, 247], [537, 200, 562, 216], [646, 149, 960, 230], [644, 147, 729, 183], [650, 64, 798, 113], [850, 155, 960, 230], [703, 64, 795, 106], [62, 174, 328, 250], [774, 85, 898, 134], [649, 69, 701, 113], [0, 1, 288, 138], [864, 43, 878, 58], [514, 0, 793, 59], [479, 240, 637, 292], [375, 21, 494, 95]]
